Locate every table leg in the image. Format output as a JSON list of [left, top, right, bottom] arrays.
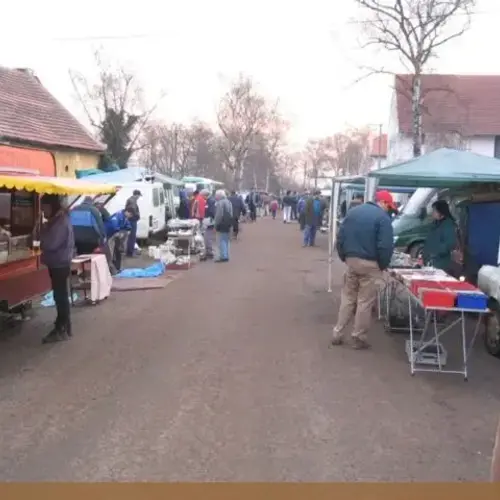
[[461, 311, 468, 381]]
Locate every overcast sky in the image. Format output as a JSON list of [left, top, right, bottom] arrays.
[[2, 0, 500, 148]]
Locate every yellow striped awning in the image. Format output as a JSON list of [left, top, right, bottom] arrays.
[[0, 176, 117, 195]]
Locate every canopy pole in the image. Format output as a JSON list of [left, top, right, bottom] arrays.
[[328, 181, 341, 292]]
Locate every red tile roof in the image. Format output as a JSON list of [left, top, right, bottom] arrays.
[[370, 134, 387, 157], [395, 74, 500, 137], [0, 67, 105, 152]]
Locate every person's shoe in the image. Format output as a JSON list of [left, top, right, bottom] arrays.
[[329, 337, 344, 347], [351, 337, 371, 350], [42, 328, 68, 344]]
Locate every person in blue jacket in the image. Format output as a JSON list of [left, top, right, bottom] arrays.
[[105, 209, 133, 273], [422, 200, 458, 272], [297, 192, 308, 231]]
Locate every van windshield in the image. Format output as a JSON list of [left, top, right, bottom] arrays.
[[400, 188, 435, 216]]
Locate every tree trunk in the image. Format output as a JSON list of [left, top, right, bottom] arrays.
[[411, 74, 423, 158], [265, 167, 270, 192]]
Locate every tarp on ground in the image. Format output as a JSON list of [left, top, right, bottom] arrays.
[[368, 148, 500, 188]]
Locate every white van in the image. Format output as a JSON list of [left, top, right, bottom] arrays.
[[94, 181, 167, 241]]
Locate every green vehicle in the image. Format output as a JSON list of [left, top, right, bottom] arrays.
[[392, 187, 439, 257]]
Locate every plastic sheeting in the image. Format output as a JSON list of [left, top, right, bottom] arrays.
[[115, 261, 165, 279], [41, 291, 78, 307]]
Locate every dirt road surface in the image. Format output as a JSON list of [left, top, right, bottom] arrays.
[[0, 218, 499, 481]]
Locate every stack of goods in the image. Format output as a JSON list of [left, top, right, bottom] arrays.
[[390, 251, 418, 269], [165, 218, 204, 269]]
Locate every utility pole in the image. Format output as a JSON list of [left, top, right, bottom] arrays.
[[377, 123, 383, 170]]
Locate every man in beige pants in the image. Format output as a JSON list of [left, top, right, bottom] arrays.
[[331, 191, 395, 349]]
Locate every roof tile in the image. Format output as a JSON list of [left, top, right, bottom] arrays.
[[0, 67, 105, 152]]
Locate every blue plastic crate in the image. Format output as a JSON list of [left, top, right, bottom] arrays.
[[456, 293, 488, 311]]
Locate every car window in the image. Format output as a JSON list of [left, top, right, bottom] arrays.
[[153, 188, 160, 207], [159, 189, 165, 205]]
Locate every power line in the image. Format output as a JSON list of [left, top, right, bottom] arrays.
[[47, 10, 492, 42]]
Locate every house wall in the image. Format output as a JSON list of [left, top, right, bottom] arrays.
[[388, 134, 496, 163], [53, 151, 100, 177]]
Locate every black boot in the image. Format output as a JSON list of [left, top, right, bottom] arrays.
[[42, 327, 68, 344]]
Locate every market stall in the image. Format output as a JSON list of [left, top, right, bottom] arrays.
[[381, 264, 487, 380], [367, 148, 500, 375], [0, 175, 116, 315]]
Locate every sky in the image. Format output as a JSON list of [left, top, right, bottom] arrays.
[[2, 0, 500, 149]]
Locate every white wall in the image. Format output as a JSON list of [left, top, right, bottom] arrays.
[[388, 134, 496, 163], [469, 136, 495, 157]]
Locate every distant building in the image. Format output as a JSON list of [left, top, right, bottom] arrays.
[[387, 74, 500, 164], [369, 133, 387, 170], [0, 67, 105, 177]]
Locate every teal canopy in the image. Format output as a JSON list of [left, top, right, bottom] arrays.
[[368, 148, 500, 188]]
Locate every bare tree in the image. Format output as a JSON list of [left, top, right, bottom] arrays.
[[216, 75, 275, 189], [355, 0, 476, 157], [70, 50, 162, 168]]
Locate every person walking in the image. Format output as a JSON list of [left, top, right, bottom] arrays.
[[303, 190, 326, 247], [331, 190, 394, 350], [228, 190, 246, 239], [270, 198, 279, 219], [40, 195, 75, 343], [290, 191, 298, 221], [191, 189, 207, 225], [297, 192, 308, 231], [125, 189, 141, 257], [282, 190, 293, 223], [214, 190, 233, 262], [203, 191, 216, 259], [177, 189, 190, 219], [245, 188, 259, 222]]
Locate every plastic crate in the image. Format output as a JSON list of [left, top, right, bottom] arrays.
[[420, 289, 456, 308], [410, 279, 444, 296], [405, 340, 448, 366], [456, 293, 488, 311]]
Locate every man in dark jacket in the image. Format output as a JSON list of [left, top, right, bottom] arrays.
[[303, 190, 326, 246], [125, 189, 141, 257], [229, 190, 246, 239], [245, 188, 259, 222], [331, 190, 394, 350]]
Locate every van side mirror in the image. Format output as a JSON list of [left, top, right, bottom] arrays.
[[419, 207, 427, 220]]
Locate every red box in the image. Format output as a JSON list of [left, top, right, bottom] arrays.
[[439, 281, 476, 292], [420, 289, 456, 308], [410, 279, 444, 296]]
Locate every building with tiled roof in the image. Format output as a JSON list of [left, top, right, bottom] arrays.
[[387, 74, 500, 164], [0, 66, 105, 177]]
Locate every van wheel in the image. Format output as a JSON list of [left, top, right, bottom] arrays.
[[408, 242, 424, 259], [484, 303, 500, 357]]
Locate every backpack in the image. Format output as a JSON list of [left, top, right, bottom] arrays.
[[313, 199, 322, 218], [216, 202, 233, 232]]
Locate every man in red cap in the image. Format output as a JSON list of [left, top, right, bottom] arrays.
[[331, 190, 394, 349]]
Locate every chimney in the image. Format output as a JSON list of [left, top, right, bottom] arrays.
[[14, 68, 40, 83]]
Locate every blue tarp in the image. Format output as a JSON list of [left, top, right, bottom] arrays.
[[41, 291, 78, 307], [115, 261, 165, 278]]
